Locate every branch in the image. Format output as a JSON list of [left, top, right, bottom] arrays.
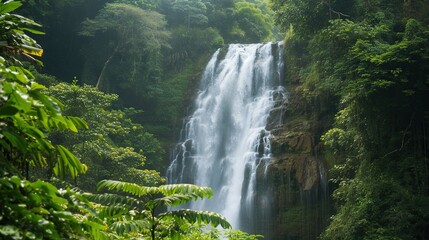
[[330, 9, 350, 18], [382, 114, 414, 159], [325, 0, 350, 19], [95, 45, 119, 90]]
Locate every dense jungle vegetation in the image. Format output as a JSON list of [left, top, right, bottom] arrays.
[[271, 0, 429, 239], [1, 0, 429, 239]]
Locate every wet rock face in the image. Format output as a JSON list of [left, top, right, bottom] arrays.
[[268, 86, 321, 191], [270, 154, 319, 191], [263, 85, 330, 240]]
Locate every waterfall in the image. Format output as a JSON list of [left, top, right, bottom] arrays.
[[167, 42, 286, 235]]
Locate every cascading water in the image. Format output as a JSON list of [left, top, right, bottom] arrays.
[[167, 42, 286, 236]]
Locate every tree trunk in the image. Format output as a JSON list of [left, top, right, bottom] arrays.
[[96, 46, 119, 90]]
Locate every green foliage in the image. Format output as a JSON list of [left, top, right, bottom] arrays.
[[323, 164, 429, 240], [318, 18, 429, 240], [114, 0, 159, 10], [80, 3, 170, 93], [46, 82, 165, 191], [1, 2, 260, 240], [232, 1, 273, 43], [0, 3, 100, 238], [0, 175, 92, 239], [92, 180, 232, 239], [271, 0, 429, 239], [271, 0, 331, 36], [0, 0, 87, 179], [166, 0, 209, 27]]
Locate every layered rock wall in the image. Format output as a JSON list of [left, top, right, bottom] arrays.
[[264, 83, 331, 239]]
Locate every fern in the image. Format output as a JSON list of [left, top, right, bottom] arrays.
[[152, 194, 194, 208], [97, 205, 130, 219], [97, 180, 159, 197], [160, 209, 231, 229], [158, 184, 213, 198], [109, 219, 150, 235], [94, 179, 231, 240], [88, 193, 136, 206], [97, 180, 213, 199]]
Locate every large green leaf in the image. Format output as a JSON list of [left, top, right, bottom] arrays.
[[0, 106, 19, 116], [54, 145, 87, 179], [0, 1, 22, 14], [97, 180, 159, 197], [158, 184, 213, 198], [160, 209, 231, 229], [97, 205, 129, 219], [109, 219, 150, 235], [87, 193, 136, 206], [2, 131, 28, 153], [152, 193, 201, 208], [97, 180, 213, 200]]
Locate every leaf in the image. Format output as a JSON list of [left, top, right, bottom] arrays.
[[21, 27, 45, 35], [158, 184, 213, 199], [54, 145, 87, 179], [0, 225, 20, 237], [67, 116, 89, 130], [65, 118, 78, 132], [0, 1, 22, 14], [0, 106, 19, 116], [29, 91, 61, 114], [97, 205, 129, 219], [21, 45, 44, 57], [161, 209, 231, 229], [10, 91, 32, 112], [87, 193, 136, 206], [97, 180, 159, 197], [109, 219, 149, 235], [3, 131, 28, 153], [30, 82, 46, 91], [152, 194, 195, 208]]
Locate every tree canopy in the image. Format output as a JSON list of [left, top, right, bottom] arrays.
[[271, 0, 429, 239]]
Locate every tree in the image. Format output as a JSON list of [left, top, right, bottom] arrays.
[[114, 0, 159, 10], [271, 0, 353, 37], [167, 0, 209, 28], [46, 82, 165, 191], [0, 0, 87, 180], [270, 0, 429, 239], [310, 14, 429, 240], [80, 3, 170, 92], [0, 2, 96, 238], [91, 180, 232, 240], [0, 176, 101, 239], [18, 0, 109, 81], [232, 1, 273, 43]]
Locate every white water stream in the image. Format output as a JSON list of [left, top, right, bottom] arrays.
[[167, 42, 286, 232]]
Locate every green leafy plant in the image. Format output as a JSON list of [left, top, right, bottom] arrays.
[[0, 0, 87, 179], [0, 2, 97, 238], [0, 175, 108, 239], [91, 180, 231, 240], [46, 82, 165, 191]]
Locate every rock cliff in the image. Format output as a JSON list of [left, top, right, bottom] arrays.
[[264, 82, 331, 239]]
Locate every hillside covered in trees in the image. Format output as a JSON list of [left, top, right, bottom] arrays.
[[1, 0, 429, 239], [271, 0, 429, 239]]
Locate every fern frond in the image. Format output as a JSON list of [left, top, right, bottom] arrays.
[[88, 193, 137, 206], [97, 179, 159, 197], [97, 180, 213, 200], [160, 209, 231, 229], [109, 219, 150, 235], [92, 230, 121, 240], [97, 205, 130, 219], [152, 194, 194, 208], [82, 218, 110, 240], [158, 184, 213, 199]]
